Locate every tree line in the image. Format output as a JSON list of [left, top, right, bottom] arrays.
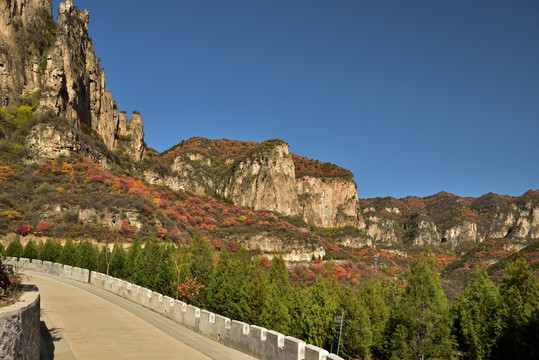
[[2, 235, 538, 360]]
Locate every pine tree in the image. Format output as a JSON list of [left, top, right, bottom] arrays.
[[109, 242, 126, 279], [340, 288, 373, 359], [154, 244, 175, 296], [225, 248, 251, 322], [260, 281, 292, 335], [189, 232, 214, 306], [76, 240, 98, 271], [124, 237, 141, 282], [451, 267, 501, 360], [493, 255, 539, 360], [171, 243, 191, 299], [58, 237, 77, 266], [39, 238, 62, 262], [302, 276, 338, 348], [359, 281, 390, 356], [207, 249, 231, 315], [246, 257, 267, 325], [22, 239, 39, 259], [5, 236, 23, 258], [385, 251, 455, 360], [133, 236, 162, 289], [260, 254, 294, 334]]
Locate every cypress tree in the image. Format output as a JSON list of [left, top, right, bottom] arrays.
[[189, 232, 214, 306], [246, 257, 267, 325], [340, 288, 373, 359], [302, 276, 338, 348], [225, 248, 251, 322], [39, 239, 62, 262], [260, 254, 294, 334], [452, 267, 501, 360], [22, 239, 39, 259], [5, 236, 23, 258], [385, 251, 455, 360], [58, 237, 77, 266], [124, 237, 141, 282], [134, 236, 161, 289], [207, 249, 231, 315], [260, 281, 292, 335], [359, 281, 390, 356], [109, 242, 126, 279], [76, 240, 98, 271], [0, 242, 4, 256], [493, 255, 539, 360], [154, 244, 175, 296]]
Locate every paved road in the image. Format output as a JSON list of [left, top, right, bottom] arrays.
[[26, 271, 255, 360]]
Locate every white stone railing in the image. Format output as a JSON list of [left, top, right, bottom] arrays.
[[5, 257, 343, 360]]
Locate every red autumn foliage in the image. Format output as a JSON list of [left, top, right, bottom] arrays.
[[15, 224, 32, 236], [0, 166, 16, 182], [157, 227, 168, 240], [36, 221, 51, 235], [119, 221, 137, 239]]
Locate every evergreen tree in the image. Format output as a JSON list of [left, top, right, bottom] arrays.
[[451, 267, 501, 360], [134, 236, 161, 289], [207, 249, 231, 314], [109, 242, 126, 279], [76, 240, 98, 271], [493, 255, 539, 360], [22, 239, 39, 259], [124, 237, 141, 282], [340, 288, 373, 359], [39, 239, 62, 262], [5, 236, 23, 257], [246, 257, 267, 325], [0, 242, 4, 256], [225, 248, 251, 322], [58, 237, 77, 266], [171, 243, 191, 299], [189, 232, 214, 306], [154, 244, 175, 296], [385, 251, 454, 360], [260, 281, 292, 334], [302, 276, 338, 348], [359, 281, 390, 356], [260, 254, 294, 334]]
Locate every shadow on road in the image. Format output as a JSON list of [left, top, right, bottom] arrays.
[[40, 320, 60, 360]]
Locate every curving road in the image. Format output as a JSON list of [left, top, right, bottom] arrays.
[[27, 271, 255, 360]]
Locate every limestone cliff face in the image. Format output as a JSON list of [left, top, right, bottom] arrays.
[[0, 0, 145, 161], [0, 0, 51, 105], [219, 141, 300, 216], [159, 138, 365, 229], [444, 221, 482, 248], [297, 175, 363, 228]]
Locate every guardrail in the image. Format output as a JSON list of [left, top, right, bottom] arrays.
[[5, 257, 343, 360]]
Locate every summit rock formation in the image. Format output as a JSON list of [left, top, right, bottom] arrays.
[[0, 0, 145, 161]]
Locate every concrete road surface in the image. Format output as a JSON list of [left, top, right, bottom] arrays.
[[27, 271, 255, 360]]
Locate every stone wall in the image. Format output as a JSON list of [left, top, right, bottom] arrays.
[[0, 283, 40, 360], [5, 257, 343, 360]]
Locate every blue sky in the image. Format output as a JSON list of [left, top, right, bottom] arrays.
[[52, 1, 539, 199]]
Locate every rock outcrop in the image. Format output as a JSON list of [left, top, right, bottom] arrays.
[[0, 0, 145, 161], [158, 138, 363, 228]]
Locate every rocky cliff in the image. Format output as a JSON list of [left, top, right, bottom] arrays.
[[356, 191, 539, 250], [156, 137, 362, 229], [0, 0, 145, 161]]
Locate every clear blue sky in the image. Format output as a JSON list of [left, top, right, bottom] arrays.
[[52, 0, 539, 199]]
